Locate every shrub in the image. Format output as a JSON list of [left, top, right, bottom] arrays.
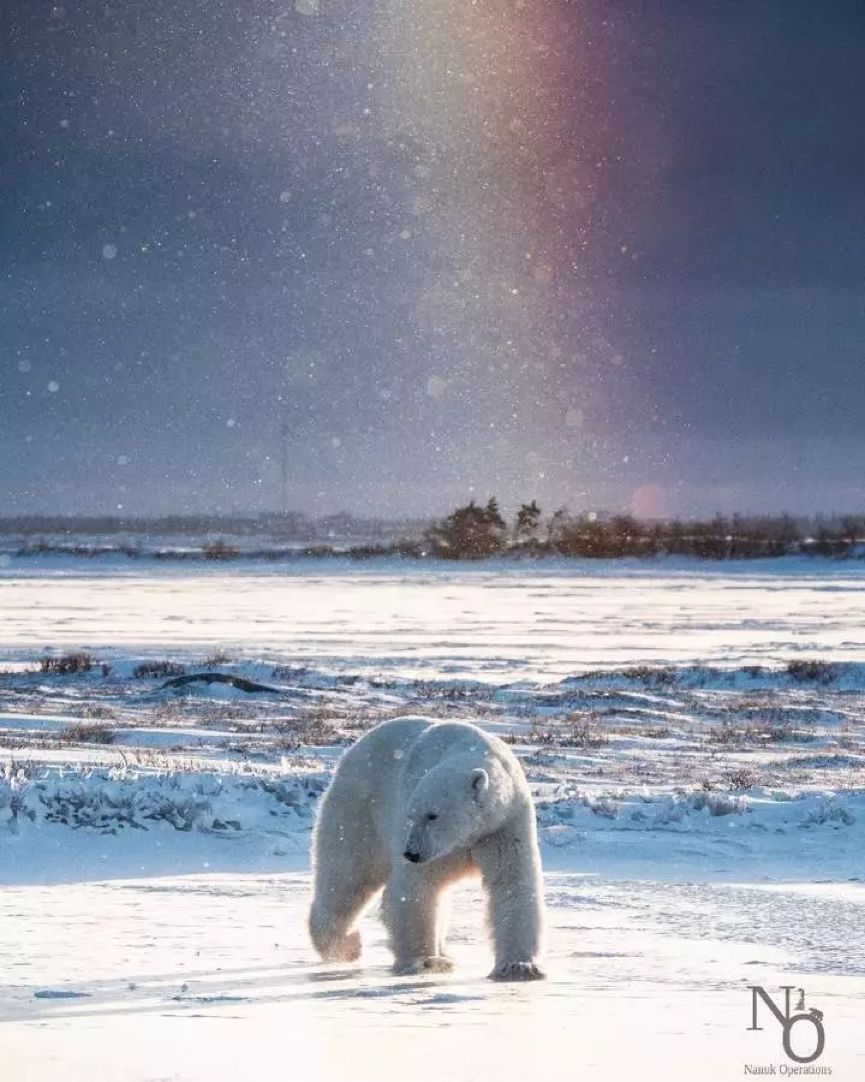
[[527, 713, 609, 748], [619, 666, 677, 686], [59, 722, 116, 745], [133, 660, 187, 679], [202, 539, 240, 560], [710, 721, 794, 745], [725, 767, 759, 790], [78, 704, 116, 720], [691, 791, 744, 815], [40, 652, 93, 675], [515, 501, 542, 538], [786, 659, 837, 684], [203, 649, 232, 667], [564, 714, 610, 747]]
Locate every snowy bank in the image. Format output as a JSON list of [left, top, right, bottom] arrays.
[[2, 760, 862, 885]]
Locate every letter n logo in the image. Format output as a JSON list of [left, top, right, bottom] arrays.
[[748, 985, 826, 1064]]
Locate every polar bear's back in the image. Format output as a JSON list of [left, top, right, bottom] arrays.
[[336, 715, 432, 782], [401, 719, 506, 778], [339, 717, 509, 790], [329, 716, 432, 842]]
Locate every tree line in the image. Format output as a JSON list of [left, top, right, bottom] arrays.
[[424, 500, 865, 560], [4, 505, 865, 562]]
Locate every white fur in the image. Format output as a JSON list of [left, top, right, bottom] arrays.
[[309, 717, 546, 980]]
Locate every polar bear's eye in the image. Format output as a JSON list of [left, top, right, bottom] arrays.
[[426, 813, 438, 821]]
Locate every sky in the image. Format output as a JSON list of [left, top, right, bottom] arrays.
[[1, 0, 864, 519]]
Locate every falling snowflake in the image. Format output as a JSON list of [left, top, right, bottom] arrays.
[[565, 408, 582, 428], [426, 375, 448, 399]]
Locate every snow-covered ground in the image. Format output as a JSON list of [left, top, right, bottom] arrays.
[[3, 870, 864, 1081], [1, 560, 863, 1078], [3, 555, 865, 678]]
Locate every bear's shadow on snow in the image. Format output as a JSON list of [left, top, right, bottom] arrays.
[[309, 980, 453, 1001], [305, 967, 482, 1004], [305, 966, 363, 983], [20, 966, 488, 1023]]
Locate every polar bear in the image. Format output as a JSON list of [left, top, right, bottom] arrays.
[[309, 716, 545, 980]]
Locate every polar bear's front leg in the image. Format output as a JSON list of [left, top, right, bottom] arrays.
[[383, 864, 454, 976], [473, 826, 546, 981]]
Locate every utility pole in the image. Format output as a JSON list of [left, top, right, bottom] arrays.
[[280, 417, 289, 517]]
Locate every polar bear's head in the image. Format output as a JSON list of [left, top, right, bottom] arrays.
[[402, 756, 513, 864]]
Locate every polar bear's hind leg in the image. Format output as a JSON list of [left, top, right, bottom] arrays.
[[309, 794, 386, 963]]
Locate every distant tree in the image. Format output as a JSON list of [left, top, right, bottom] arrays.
[[515, 500, 541, 538], [544, 511, 617, 557], [664, 519, 687, 555], [574, 514, 616, 557], [776, 514, 800, 545], [545, 507, 569, 547], [609, 514, 640, 555], [426, 498, 507, 559], [840, 516, 864, 547], [689, 517, 727, 559], [483, 496, 506, 531], [202, 539, 241, 560]]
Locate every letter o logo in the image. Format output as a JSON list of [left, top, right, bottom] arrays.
[[782, 1012, 826, 1064]]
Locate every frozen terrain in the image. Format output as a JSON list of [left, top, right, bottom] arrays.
[[3, 871, 864, 1081], [1, 559, 863, 1078]]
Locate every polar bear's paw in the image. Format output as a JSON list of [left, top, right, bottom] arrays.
[[320, 930, 362, 964], [393, 955, 455, 976], [490, 961, 546, 982]]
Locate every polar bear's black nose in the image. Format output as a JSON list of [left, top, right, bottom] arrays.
[[403, 849, 421, 863]]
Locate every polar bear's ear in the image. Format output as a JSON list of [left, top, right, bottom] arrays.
[[470, 768, 489, 803]]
